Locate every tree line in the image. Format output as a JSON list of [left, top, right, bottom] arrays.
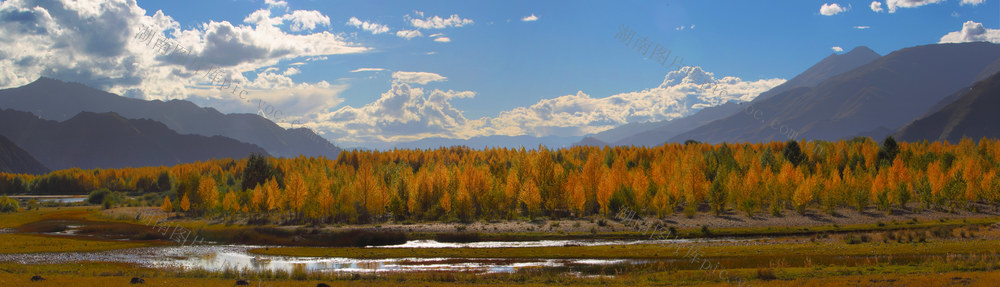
[[2, 137, 999, 223]]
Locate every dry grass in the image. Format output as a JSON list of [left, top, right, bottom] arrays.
[[0, 234, 155, 254]]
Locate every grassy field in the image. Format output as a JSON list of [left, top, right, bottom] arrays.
[[4, 206, 1000, 286], [0, 234, 156, 254]]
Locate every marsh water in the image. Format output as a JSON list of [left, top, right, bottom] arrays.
[[0, 236, 950, 275], [0, 239, 732, 274]]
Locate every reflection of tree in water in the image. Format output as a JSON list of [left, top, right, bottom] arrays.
[[358, 261, 381, 270]]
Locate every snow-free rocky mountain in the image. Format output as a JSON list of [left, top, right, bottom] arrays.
[[0, 109, 268, 170], [0, 133, 48, 174], [0, 77, 340, 158], [673, 42, 1000, 143], [896, 69, 1000, 143]]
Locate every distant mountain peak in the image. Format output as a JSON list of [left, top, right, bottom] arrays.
[[847, 46, 878, 56]]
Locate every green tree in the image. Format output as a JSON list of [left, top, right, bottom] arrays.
[[783, 140, 805, 167]]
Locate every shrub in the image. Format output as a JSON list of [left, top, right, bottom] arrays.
[[0, 196, 18, 212], [756, 268, 777, 280], [87, 188, 112, 205]]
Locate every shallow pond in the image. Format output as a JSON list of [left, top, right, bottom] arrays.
[[0, 245, 637, 274]]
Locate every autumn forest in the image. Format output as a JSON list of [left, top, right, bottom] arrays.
[[3, 137, 999, 224]]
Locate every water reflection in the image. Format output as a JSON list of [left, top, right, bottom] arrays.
[[0, 245, 638, 274]]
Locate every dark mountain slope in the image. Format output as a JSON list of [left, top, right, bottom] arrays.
[[0, 109, 267, 170], [0, 77, 338, 158]]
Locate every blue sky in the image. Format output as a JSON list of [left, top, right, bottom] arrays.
[[0, 0, 997, 147]]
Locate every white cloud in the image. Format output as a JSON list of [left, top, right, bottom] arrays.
[[820, 3, 848, 16], [346, 17, 389, 34], [428, 33, 444, 38], [886, 0, 944, 13], [396, 29, 422, 39], [265, 0, 287, 8], [407, 12, 473, 29], [854, 26, 871, 29], [285, 10, 330, 31], [433, 36, 451, 42], [939, 20, 1000, 44], [871, 1, 884, 12], [521, 14, 539, 22], [0, 0, 366, 134], [392, 71, 447, 85], [350, 68, 385, 73], [832, 46, 844, 52], [313, 83, 476, 143], [960, 0, 985, 6], [304, 66, 784, 144]]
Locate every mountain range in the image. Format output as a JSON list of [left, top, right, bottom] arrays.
[[579, 46, 882, 146], [896, 68, 1000, 143], [672, 42, 1000, 143], [0, 133, 48, 174], [0, 77, 340, 158], [0, 109, 268, 170]]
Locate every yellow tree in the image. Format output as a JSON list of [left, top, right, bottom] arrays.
[[503, 169, 520, 218], [250, 184, 266, 213], [196, 177, 218, 212], [565, 173, 586, 214], [793, 176, 814, 214], [161, 196, 173, 212], [264, 178, 282, 213], [597, 167, 615, 215], [520, 177, 542, 217], [180, 193, 191, 212], [888, 157, 912, 209], [871, 169, 891, 212], [286, 172, 308, 216], [222, 192, 239, 215]]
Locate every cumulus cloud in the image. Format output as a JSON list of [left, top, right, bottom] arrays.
[[0, 0, 366, 133], [346, 17, 389, 34], [939, 20, 1000, 44], [313, 84, 476, 142], [832, 46, 844, 52], [305, 67, 784, 144], [396, 29, 422, 39], [433, 36, 451, 42], [521, 14, 539, 22], [886, 0, 944, 13], [960, 0, 985, 5], [392, 71, 447, 85], [820, 3, 848, 16], [406, 12, 473, 29], [265, 0, 287, 9], [285, 10, 330, 31], [854, 26, 870, 29], [871, 1, 884, 12]]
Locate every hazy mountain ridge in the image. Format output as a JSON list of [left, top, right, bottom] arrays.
[[0, 133, 48, 174], [0, 78, 339, 158], [578, 46, 882, 147], [896, 70, 1000, 143], [0, 109, 268, 170], [672, 42, 1000, 143]]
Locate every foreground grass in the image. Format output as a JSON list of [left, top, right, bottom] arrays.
[[3, 260, 1000, 287], [252, 236, 1000, 260], [0, 234, 157, 254]]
